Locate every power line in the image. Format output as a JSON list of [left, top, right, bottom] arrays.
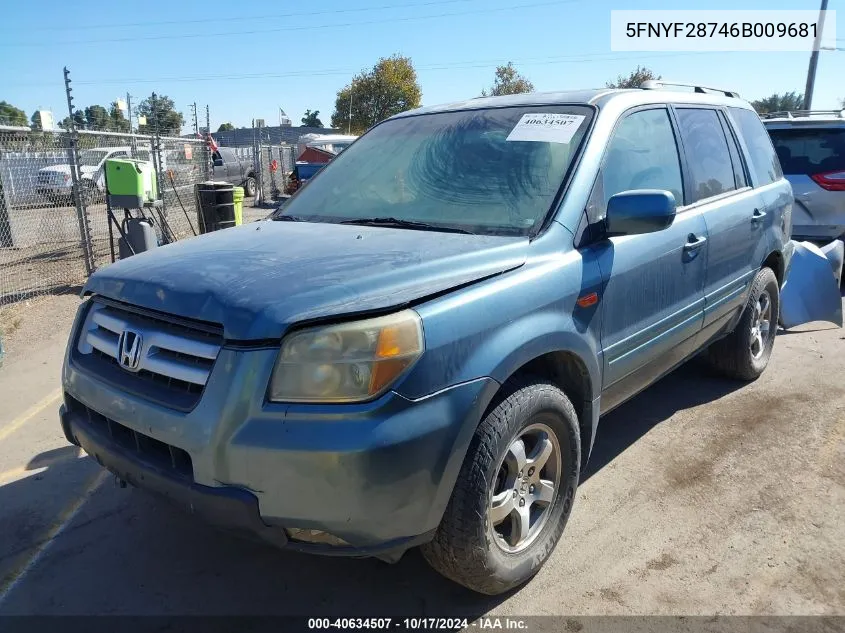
[[0, 0, 578, 47], [6, 51, 721, 89], [0, 0, 479, 32]]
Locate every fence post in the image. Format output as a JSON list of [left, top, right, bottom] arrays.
[[204, 105, 211, 182], [256, 121, 265, 204], [63, 67, 95, 276], [0, 166, 13, 248], [150, 93, 168, 223]]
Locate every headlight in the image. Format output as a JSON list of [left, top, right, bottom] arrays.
[[268, 309, 424, 403]]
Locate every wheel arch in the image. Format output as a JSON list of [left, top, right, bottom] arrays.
[[488, 348, 597, 469], [762, 250, 784, 286]]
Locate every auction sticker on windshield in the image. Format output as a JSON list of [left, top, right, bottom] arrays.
[[506, 113, 586, 144]]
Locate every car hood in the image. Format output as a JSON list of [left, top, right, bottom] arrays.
[[83, 220, 529, 340], [39, 164, 97, 177]]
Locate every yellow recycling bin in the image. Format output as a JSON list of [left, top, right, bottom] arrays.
[[233, 186, 244, 227]]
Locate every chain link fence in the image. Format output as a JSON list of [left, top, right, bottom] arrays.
[[0, 126, 210, 307], [0, 126, 90, 305], [255, 144, 297, 203]]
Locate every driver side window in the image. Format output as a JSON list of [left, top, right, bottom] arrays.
[[587, 108, 684, 224]]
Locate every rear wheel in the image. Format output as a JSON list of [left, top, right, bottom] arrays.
[[706, 267, 779, 381], [243, 176, 256, 197], [421, 377, 580, 595]]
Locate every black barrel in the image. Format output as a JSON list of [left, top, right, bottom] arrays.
[[195, 182, 237, 234]]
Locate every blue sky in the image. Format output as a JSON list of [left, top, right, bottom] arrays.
[[1, 0, 842, 132]]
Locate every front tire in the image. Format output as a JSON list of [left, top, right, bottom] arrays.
[[706, 267, 779, 381], [421, 377, 581, 595]]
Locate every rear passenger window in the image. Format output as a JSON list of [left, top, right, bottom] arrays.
[[718, 111, 748, 189], [587, 108, 683, 223], [675, 108, 736, 203], [729, 106, 782, 185]]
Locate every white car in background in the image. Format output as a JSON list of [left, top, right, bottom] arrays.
[[36, 146, 151, 206]]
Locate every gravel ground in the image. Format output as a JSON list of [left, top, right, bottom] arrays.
[[0, 293, 842, 623]]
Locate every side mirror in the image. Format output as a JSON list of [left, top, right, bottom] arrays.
[[605, 190, 676, 237]]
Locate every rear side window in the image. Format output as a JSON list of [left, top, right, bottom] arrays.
[[766, 127, 845, 175], [729, 107, 782, 185], [675, 108, 736, 203], [719, 112, 748, 189], [587, 108, 683, 222]]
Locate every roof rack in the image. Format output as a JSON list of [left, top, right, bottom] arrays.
[[760, 109, 845, 120], [640, 80, 740, 98]]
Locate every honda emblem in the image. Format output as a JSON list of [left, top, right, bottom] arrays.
[[117, 329, 144, 372]]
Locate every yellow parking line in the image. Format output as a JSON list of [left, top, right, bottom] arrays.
[[0, 469, 108, 605], [0, 465, 42, 486], [0, 389, 62, 443]]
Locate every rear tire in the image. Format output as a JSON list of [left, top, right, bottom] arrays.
[[705, 267, 779, 381], [421, 377, 581, 595], [244, 176, 256, 197]]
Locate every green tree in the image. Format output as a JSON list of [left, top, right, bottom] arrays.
[[606, 66, 661, 89], [481, 62, 534, 97], [84, 105, 110, 131], [331, 54, 422, 134], [217, 122, 235, 132], [301, 109, 323, 127], [108, 102, 130, 132], [0, 101, 28, 126], [750, 92, 804, 114], [30, 111, 42, 131], [58, 111, 86, 130], [136, 94, 184, 136]]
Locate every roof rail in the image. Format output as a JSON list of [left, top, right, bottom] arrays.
[[640, 80, 740, 98], [760, 109, 845, 120]]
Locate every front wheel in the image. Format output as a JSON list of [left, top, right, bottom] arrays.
[[243, 176, 256, 197], [705, 267, 780, 381], [421, 378, 581, 595]]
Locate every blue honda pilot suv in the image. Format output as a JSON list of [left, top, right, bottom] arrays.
[[60, 83, 793, 595]]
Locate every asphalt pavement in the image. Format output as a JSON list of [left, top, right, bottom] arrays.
[[0, 294, 842, 619]]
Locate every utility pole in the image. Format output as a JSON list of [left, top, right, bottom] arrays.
[[190, 102, 199, 137], [802, 0, 829, 110], [347, 82, 353, 135], [126, 92, 137, 157], [126, 93, 133, 133]]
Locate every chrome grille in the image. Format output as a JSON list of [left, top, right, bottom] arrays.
[[74, 299, 222, 410]]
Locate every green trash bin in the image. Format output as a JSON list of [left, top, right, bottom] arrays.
[[233, 186, 244, 226], [105, 158, 157, 208]]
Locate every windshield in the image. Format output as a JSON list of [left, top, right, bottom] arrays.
[[277, 105, 592, 235], [78, 150, 110, 167], [768, 128, 845, 175]]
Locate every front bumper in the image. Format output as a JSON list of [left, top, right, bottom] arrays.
[[62, 332, 499, 555], [37, 186, 71, 198], [61, 403, 289, 548]]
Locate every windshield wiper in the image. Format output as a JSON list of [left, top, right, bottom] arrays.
[[338, 217, 475, 235], [271, 213, 307, 222]]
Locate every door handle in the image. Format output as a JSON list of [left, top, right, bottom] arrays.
[[751, 208, 767, 223], [684, 234, 707, 251]]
